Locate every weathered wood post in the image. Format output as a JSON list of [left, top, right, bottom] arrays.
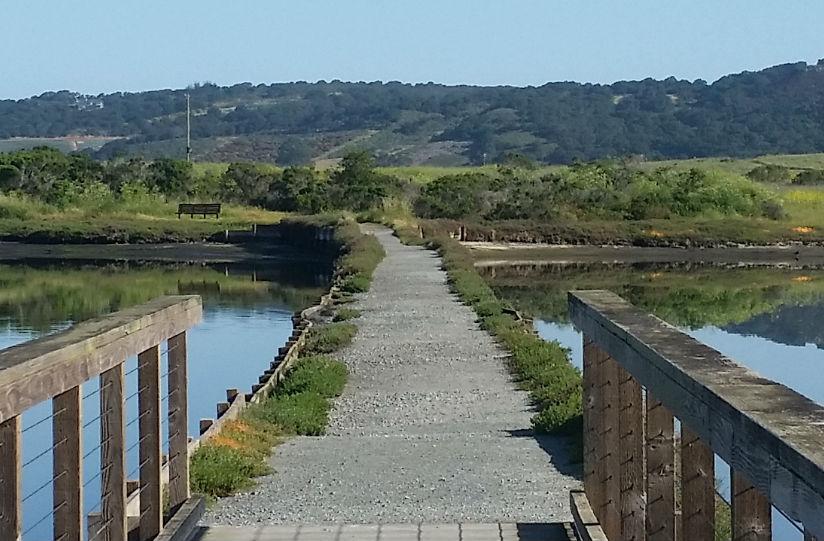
[[138, 345, 162, 540], [618, 365, 644, 541], [582, 337, 598, 512], [0, 416, 21, 541], [645, 393, 676, 541], [167, 332, 190, 511], [731, 470, 771, 541], [53, 387, 82, 541], [100, 363, 127, 541], [680, 427, 715, 539], [583, 336, 621, 540]]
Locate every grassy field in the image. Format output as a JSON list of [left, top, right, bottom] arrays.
[[0, 136, 121, 154], [631, 153, 824, 175], [0, 193, 285, 242]]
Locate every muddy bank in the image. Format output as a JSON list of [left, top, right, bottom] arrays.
[[0, 241, 330, 263], [469, 243, 824, 267]]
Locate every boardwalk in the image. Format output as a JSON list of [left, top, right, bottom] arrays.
[[200, 226, 579, 539]]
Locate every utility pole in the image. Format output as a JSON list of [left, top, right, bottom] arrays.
[[186, 93, 192, 162]]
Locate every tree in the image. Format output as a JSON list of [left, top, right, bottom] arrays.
[[746, 165, 791, 183], [793, 170, 824, 185], [0, 165, 22, 192], [327, 150, 391, 211], [222, 163, 276, 204], [277, 137, 314, 166], [147, 159, 192, 196], [414, 173, 493, 219], [267, 166, 327, 212]]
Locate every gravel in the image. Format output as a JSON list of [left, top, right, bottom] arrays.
[[203, 225, 581, 525]]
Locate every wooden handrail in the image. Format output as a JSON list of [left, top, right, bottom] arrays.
[[0, 295, 202, 423], [0, 295, 202, 541], [569, 289, 824, 540]]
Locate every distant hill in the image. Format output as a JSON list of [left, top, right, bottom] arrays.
[[2, 60, 824, 165]]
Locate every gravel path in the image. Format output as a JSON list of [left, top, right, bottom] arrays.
[[203, 225, 580, 525]]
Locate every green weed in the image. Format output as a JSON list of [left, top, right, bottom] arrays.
[[333, 308, 361, 321], [304, 322, 357, 355]]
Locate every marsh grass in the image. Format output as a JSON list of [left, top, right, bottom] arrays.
[[0, 192, 285, 242], [333, 308, 361, 321], [189, 355, 347, 498], [304, 322, 358, 355]]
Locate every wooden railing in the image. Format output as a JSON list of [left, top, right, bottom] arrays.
[[568, 290, 824, 541], [0, 295, 202, 541]]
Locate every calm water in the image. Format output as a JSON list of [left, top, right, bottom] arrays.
[[0, 256, 330, 540], [482, 261, 824, 540]]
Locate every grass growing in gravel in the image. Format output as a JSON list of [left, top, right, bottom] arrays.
[[251, 356, 348, 436], [392, 225, 582, 436], [333, 308, 361, 321], [190, 417, 281, 498], [304, 322, 358, 354], [190, 216, 380, 499], [335, 222, 385, 292], [190, 356, 347, 498]]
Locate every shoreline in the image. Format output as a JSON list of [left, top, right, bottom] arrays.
[[468, 242, 824, 266], [0, 241, 330, 263]]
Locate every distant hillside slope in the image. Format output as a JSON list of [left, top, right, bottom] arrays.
[[2, 60, 824, 165]]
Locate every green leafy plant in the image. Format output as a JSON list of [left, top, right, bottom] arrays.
[[333, 308, 361, 321]]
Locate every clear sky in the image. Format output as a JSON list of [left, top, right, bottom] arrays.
[[2, 1, 822, 99]]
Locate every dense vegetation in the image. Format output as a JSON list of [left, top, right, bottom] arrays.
[[7, 145, 824, 248], [415, 163, 782, 221], [3, 61, 824, 164]]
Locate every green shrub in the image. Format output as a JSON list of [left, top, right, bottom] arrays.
[[304, 322, 357, 355], [414, 164, 782, 222], [793, 169, 824, 185], [190, 445, 263, 497], [333, 308, 361, 321], [275, 356, 347, 398], [189, 416, 279, 498], [190, 354, 348, 497], [746, 164, 792, 183], [341, 273, 371, 293], [257, 392, 331, 436]]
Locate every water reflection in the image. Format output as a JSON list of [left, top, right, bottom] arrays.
[[0, 257, 331, 540], [484, 261, 823, 541]]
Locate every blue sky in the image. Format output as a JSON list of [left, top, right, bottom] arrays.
[[2, 1, 822, 99]]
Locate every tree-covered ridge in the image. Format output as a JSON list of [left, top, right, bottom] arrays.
[[2, 61, 824, 164]]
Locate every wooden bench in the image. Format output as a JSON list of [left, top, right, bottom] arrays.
[[178, 203, 221, 219]]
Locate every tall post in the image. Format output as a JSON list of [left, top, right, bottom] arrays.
[[646, 393, 676, 541], [582, 337, 597, 501], [100, 364, 127, 541], [0, 416, 21, 541], [681, 427, 715, 540], [732, 470, 771, 541], [167, 332, 190, 511], [53, 387, 82, 541], [186, 93, 192, 162], [618, 366, 644, 541], [138, 345, 162, 540]]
